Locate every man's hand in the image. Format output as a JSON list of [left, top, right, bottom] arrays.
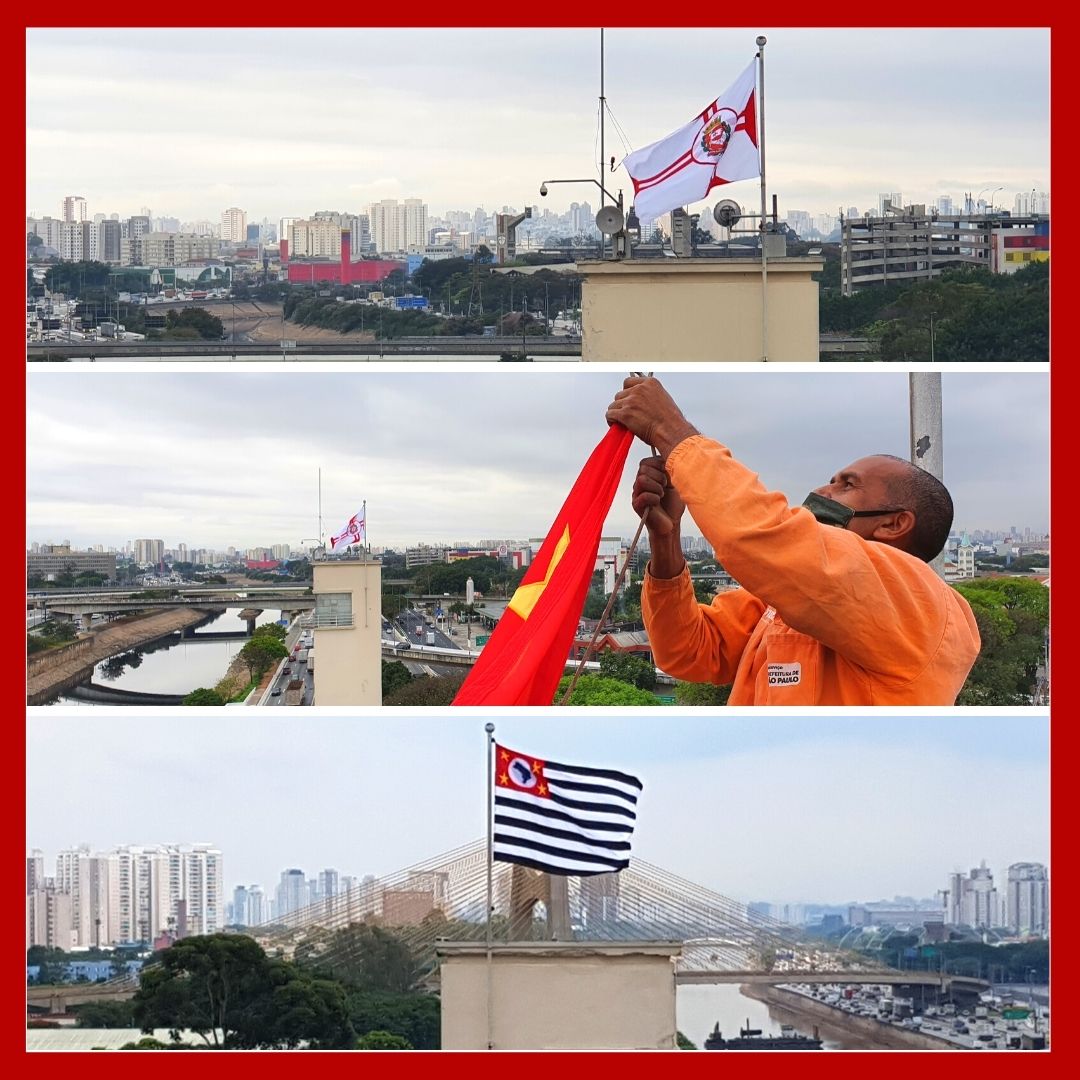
[[605, 376, 699, 457], [633, 456, 685, 536]]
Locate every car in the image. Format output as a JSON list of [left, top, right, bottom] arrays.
[[271, 689, 282, 697]]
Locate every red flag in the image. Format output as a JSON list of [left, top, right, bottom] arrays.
[[453, 424, 634, 706]]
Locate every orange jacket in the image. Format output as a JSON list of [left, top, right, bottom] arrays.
[[641, 436, 981, 705]]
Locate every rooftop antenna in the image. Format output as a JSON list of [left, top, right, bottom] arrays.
[[600, 28, 606, 261]]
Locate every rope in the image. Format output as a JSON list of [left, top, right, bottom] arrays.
[[557, 508, 650, 705], [558, 371, 656, 706]]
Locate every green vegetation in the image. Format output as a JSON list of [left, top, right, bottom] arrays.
[[674, 681, 732, 705], [282, 259, 579, 339], [598, 649, 656, 691], [953, 578, 1048, 704], [383, 674, 466, 706], [554, 674, 661, 706], [382, 660, 413, 700], [126, 932, 440, 1050], [237, 633, 289, 681], [356, 1030, 413, 1049], [132, 935, 355, 1049], [73, 1001, 138, 1028], [182, 688, 226, 706], [27, 618, 78, 655], [677, 1030, 697, 1049], [851, 935, 1048, 982], [820, 262, 1048, 361]]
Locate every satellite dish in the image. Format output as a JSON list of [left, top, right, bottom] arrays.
[[713, 199, 742, 229], [595, 205, 625, 235]]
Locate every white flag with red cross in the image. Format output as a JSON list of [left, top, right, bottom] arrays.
[[622, 59, 759, 222]]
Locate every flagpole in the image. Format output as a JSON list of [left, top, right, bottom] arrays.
[[318, 468, 323, 549], [756, 35, 769, 362], [484, 721, 496, 1049]]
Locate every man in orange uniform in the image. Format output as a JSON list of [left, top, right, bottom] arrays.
[[605, 377, 980, 705]]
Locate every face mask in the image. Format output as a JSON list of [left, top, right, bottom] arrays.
[[802, 492, 907, 528]]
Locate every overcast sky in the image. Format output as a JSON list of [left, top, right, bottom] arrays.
[[26, 370, 1048, 550], [26, 713, 1048, 904], [26, 28, 1049, 222]]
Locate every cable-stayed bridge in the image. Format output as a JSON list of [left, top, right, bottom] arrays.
[[27, 840, 986, 1013]]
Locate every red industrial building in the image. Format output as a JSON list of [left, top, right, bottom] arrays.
[[282, 230, 405, 285]]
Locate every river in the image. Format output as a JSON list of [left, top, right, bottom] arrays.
[[46, 608, 285, 705], [678, 984, 854, 1050]]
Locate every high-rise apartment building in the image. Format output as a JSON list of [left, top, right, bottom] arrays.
[[134, 538, 165, 566], [139, 233, 219, 266], [63, 195, 88, 223], [230, 884, 266, 927], [319, 868, 339, 899], [221, 207, 248, 244], [275, 868, 309, 917], [98, 219, 122, 263], [27, 850, 45, 893], [947, 861, 1001, 929], [57, 221, 83, 261], [1006, 862, 1048, 936], [369, 198, 428, 253]]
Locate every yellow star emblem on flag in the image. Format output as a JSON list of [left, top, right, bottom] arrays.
[[507, 525, 571, 620]]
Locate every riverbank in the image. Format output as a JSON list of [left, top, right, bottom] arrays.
[[741, 984, 958, 1051], [27, 608, 222, 704]]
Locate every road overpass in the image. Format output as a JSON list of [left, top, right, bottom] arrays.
[[675, 970, 989, 992], [27, 336, 583, 360], [380, 643, 678, 685], [27, 980, 138, 1014]]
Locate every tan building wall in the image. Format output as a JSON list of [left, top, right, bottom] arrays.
[[579, 257, 823, 362], [311, 557, 381, 705], [437, 942, 680, 1050]]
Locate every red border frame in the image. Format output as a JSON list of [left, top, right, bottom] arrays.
[[12, 10, 1062, 1072]]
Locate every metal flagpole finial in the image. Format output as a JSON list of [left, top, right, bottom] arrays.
[[484, 722, 495, 735], [756, 34, 767, 47]]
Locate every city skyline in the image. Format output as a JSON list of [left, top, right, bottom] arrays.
[[27, 28, 1048, 222], [27, 714, 1048, 905], [27, 371, 1049, 549]]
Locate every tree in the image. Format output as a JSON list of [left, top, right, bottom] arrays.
[[382, 660, 413, 700], [676, 1030, 697, 1049], [598, 649, 657, 690], [554, 674, 660, 705], [161, 307, 225, 340], [73, 1000, 136, 1028], [675, 682, 732, 705], [953, 579, 1048, 704], [133, 934, 270, 1047], [383, 674, 466, 706], [238, 638, 288, 680], [357, 1030, 413, 1049], [382, 593, 408, 619], [131, 934, 355, 1050], [251, 622, 287, 643], [346, 990, 440, 1048], [303, 924, 422, 994], [582, 588, 609, 620], [183, 688, 226, 706]]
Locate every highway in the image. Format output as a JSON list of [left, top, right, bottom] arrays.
[[260, 620, 313, 707], [389, 606, 471, 677]]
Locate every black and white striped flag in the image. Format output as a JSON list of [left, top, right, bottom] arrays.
[[492, 743, 643, 876]]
